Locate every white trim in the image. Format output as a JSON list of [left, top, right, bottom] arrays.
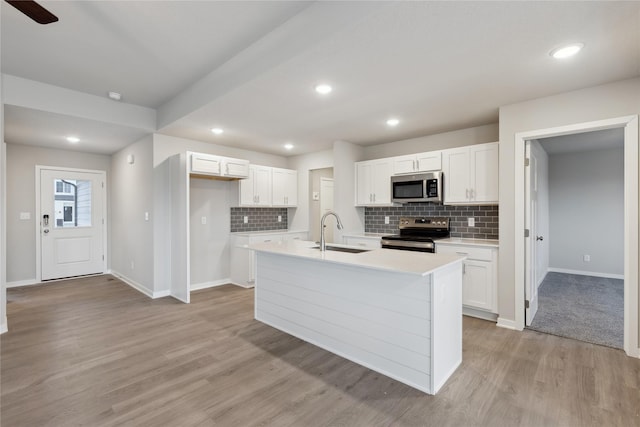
[[35, 166, 108, 282], [110, 270, 154, 299], [153, 290, 170, 299], [463, 307, 498, 322], [547, 268, 624, 280], [229, 280, 255, 289], [190, 278, 232, 291], [0, 317, 7, 334], [514, 115, 639, 359], [6, 278, 39, 288], [496, 317, 521, 331]]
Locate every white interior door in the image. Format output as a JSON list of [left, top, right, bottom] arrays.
[[320, 178, 334, 243], [40, 168, 105, 281], [524, 142, 540, 325]]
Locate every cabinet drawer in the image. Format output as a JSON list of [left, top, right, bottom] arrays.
[[436, 244, 492, 261], [249, 235, 282, 244], [343, 236, 381, 249]]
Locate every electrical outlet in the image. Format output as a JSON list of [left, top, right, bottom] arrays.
[[385, 216, 390, 224], [468, 217, 475, 227], [144, 212, 149, 221], [130, 260, 135, 270], [583, 254, 591, 262], [243, 216, 248, 224], [19, 212, 31, 220], [201, 216, 207, 225], [278, 215, 282, 222]]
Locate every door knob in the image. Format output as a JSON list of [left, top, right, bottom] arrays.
[[536, 236, 543, 241]]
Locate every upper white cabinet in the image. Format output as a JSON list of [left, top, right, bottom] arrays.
[[442, 142, 498, 204], [392, 151, 442, 175], [240, 165, 272, 206], [240, 165, 298, 207], [189, 152, 249, 179], [272, 168, 298, 207], [355, 158, 392, 206]]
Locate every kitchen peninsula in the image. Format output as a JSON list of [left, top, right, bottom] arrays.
[[250, 240, 464, 394]]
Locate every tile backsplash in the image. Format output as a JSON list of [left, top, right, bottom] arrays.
[[365, 204, 499, 239], [230, 207, 288, 232]]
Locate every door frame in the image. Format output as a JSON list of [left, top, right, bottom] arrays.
[[35, 165, 108, 282], [514, 115, 639, 358]]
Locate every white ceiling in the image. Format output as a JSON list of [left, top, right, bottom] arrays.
[[540, 128, 624, 155], [2, 1, 640, 156]]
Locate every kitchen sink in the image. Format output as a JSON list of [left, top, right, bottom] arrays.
[[312, 245, 370, 254]]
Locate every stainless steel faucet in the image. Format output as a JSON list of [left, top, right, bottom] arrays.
[[320, 211, 344, 251]]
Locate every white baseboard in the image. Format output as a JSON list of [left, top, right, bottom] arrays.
[[190, 278, 232, 291], [548, 267, 623, 280], [153, 290, 170, 298], [6, 278, 39, 288], [229, 280, 255, 289], [497, 317, 522, 331], [109, 270, 154, 299], [463, 306, 498, 322], [0, 317, 7, 334]]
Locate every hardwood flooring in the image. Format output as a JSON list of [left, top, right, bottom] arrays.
[[2, 275, 639, 426]]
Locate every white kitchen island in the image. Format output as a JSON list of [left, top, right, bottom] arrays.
[[250, 240, 464, 395]]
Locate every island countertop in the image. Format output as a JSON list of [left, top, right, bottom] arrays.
[[250, 239, 464, 277]]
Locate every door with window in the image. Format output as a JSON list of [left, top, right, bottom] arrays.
[[39, 168, 106, 280]]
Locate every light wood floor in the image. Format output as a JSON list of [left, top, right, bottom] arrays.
[[2, 275, 639, 427]]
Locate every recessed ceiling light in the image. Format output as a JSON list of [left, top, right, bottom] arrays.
[[66, 136, 80, 143], [108, 91, 122, 101], [550, 43, 584, 59], [284, 143, 294, 150], [314, 84, 332, 95], [386, 118, 400, 127], [211, 128, 224, 135]]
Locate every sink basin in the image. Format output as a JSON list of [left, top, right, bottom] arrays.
[[312, 245, 370, 254]]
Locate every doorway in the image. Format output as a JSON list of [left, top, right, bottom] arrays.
[[36, 166, 107, 281], [515, 115, 639, 357], [525, 130, 625, 348], [309, 168, 334, 243]]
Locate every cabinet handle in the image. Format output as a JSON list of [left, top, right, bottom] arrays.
[[465, 189, 470, 199], [470, 188, 475, 200], [413, 160, 416, 171], [373, 193, 376, 202], [257, 195, 260, 203], [226, 164, 229, 175], [463, 263, 466, 275], [456, 251, 469, 255]]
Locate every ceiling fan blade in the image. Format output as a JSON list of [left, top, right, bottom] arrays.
[[6, 0, 58, 24]]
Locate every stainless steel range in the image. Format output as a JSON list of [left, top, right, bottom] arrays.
[[381, 217, 450, 253]]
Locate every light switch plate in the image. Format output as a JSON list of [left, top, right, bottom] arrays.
[[144, 212, 149, 221], [201, 216, 207, 225], [468, 217, 475, 227], [312, 191, 320, 201], [278, 215, 282, 222], [19, 212, 31, 220], [384, 216, 390, 224], [243, 216, 248, 224]]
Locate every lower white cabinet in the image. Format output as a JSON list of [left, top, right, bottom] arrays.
[[230, 231, 308, 287], [436, 242, 498, 318], [342, 235, 382, 249]]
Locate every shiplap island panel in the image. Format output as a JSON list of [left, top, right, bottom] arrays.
[[250, 240, 464, 394]]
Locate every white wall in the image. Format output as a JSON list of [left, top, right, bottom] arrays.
[[498, 77, 640, 328], [333, 140, 365, 240], [549, 147, 624, 276], [362, 123, 498, 160], [189, 177, 235, 287], [287, 149, 333, 232], [5, 144, 111, 284], [111, 136, 154, 293]]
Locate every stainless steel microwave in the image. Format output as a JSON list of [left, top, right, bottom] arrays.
[[391, 171, 443, 203]]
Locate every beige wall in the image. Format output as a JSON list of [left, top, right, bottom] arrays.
[[498, 77, 640, 336], [362, 123, 498, 160], [111, 136, 154, 292], [5, 144, 111, 283]]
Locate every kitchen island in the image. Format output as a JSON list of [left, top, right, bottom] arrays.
[[250, 239, 464, 394]]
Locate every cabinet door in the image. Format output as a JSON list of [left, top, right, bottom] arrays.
[[372, 159, 391, 204], [271, 168, 287, 206], [284, 170, 297, 206], [191, 153, 221, 175], [392, 155, 416, 175], [355, 162, 373, 205], [462, 259, 493, 311], [224, 158, 249, 178], [416, 151, 442, 172], [253, 166, 272, 206], [239, 167, 256, 206], [442, 147, 470, 204], [470, 143, 499, 203]]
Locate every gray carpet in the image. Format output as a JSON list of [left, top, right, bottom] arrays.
[[528, 272, 623, 349]]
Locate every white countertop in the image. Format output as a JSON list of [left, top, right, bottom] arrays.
[[231, 229, 308, 237], [436, 238, 499, 248], [341, 232, 388, 238], [250, 240, 464, 276]]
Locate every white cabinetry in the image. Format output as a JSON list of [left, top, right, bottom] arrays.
[[355, 159, 392, 206], [436, 242, 498, 319], [230, 231, 309, 287], [392, 151, 442, 175], [272, 168, 298, 207], [240, 165, 272, 206], [342, 235, 382, 249], [189, 152, 249, 179], [442, 143, 498, 204]]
